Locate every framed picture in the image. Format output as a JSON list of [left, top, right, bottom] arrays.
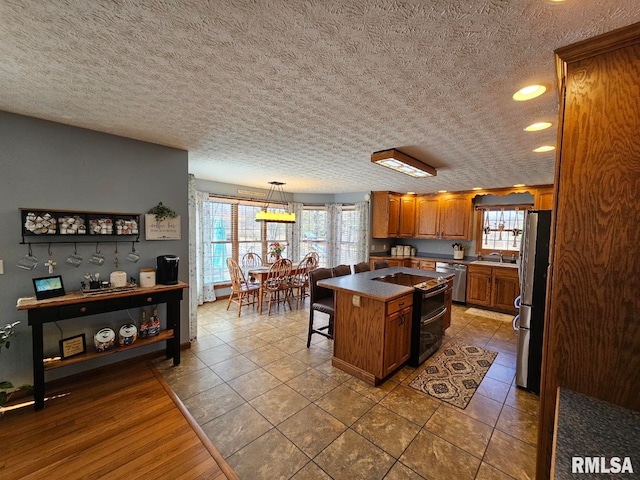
[[59, 334, 86, 360], [144, 214, 181, 240]]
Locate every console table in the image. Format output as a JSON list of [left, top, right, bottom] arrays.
[[17, 281, 188, 410]]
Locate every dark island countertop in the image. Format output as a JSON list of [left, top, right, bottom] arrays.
[[318, 267, 452, 302], [552, 388, 640, 479]]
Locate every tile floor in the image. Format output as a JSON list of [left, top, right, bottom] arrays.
[[154, 299, 539, 480]]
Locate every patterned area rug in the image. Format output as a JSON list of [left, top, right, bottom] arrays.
[[465, 307, 514, 322], [409, 343, 498, 409]]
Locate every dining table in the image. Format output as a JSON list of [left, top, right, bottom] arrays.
[[247, 263, 306, 314]]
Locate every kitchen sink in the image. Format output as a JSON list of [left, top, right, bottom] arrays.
[[471, 260, 518, 268]]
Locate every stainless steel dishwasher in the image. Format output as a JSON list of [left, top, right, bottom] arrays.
[[435, 262, 467, 303]]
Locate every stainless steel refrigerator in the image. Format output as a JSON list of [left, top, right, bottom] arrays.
[[514, 209, 551, 394]]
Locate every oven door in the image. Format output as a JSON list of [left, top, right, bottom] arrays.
[[420, 283, 447, 319], [417, 306, 446, 365]]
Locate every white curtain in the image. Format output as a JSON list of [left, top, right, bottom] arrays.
[[188, 175, 216, 337], [326, 203, 342, 267], [288, 202, 304, 261], [355, 201, 370, 262]]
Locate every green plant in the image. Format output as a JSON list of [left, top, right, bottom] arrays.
[[1, 321, 20, 406], [147, 202, 177, 222]]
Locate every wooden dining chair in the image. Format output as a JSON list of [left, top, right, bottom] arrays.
[[332, 264, 352, 277], [353, 262, 370, 273], [290, 252, 319, 308], [263, 258, 293, 315], [373, 261, 389, 270], [241, 252, 263, 284], [307, 267, 335, 347], [226, 258, 260, 317]]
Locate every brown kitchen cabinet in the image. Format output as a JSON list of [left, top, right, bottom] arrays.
[[383, 299, 413, 377], [537, 25, 640, 479], [420, 260, 436, 271], [466, 264, 518, 314], [371, 192, 415, 238], [332, 292, 413, 385], [535, 186, 554, 210], [371, 191, 400, 238], [415, 193, 472, 240]]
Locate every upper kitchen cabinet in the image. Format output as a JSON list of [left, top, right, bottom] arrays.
[[536, 23, 640, 480], [534, 186, 554, 210], [415, 193, 472, 240], [371, 192, 415, 238]]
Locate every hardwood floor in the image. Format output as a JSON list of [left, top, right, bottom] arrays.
[[0, 359, 238, 480]]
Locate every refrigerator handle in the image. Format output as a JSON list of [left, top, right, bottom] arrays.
[[514, 295, 521, 309], [513, 314, 520, 331]]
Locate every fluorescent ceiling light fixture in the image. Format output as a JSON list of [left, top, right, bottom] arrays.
[[513, 85, 547, 101], [524, 122, 552, 131], [514, 184, 526, 187], [438, 190, 448, 193], [472, 187, 483, 191], [533, 145, 556, 152], [255, 181, 296, 223], [371, 149, 436, 178]]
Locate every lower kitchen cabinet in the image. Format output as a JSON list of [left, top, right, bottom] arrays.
[[466, 264, 518, 314], [383, 301, 412, 377], [333, 292, 413, 385]]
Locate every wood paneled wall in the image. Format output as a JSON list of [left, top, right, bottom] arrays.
[[537, 23, 640, 479]]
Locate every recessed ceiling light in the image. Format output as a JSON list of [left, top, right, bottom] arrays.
[[472, 187, 483, 191], [513, 85, 547, 101], [438, 190, 448, 193], [533, 145, 556, 152], [524, 122, 553, 131], [407, 191, 416, 195], [514, 184, 526, 188]]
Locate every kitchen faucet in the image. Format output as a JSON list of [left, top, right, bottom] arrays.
[[489, 252, 503, 263]]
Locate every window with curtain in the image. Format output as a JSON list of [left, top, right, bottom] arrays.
[[203, 199, 291, 282], [203, 201, 232, 284], [301, 207, 328, 267], [476, 205, 530, 254], [338, 206, 359, 265]]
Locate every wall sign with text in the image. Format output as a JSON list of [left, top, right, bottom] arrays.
[[145, 214, 181, 240]]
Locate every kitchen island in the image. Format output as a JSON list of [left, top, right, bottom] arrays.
[[318, 267, 452, 386]]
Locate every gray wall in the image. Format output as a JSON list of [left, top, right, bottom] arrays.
[[0, 111, 189, 386]]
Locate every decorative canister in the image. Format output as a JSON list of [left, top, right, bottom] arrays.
[[411, 247, 417, 256], [390, 246, 397, 256], [94, 328, 116, 352], [403, 245, 411, 256], [118, 323, 138, 346], [110, 270, 127, 288], [139, 268, 156, 288]]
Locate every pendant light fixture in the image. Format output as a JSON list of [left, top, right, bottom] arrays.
[[371, 149, 437, 178], [255, 181, 296, 224]]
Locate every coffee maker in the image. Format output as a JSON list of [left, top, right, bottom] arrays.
[[156, 255, 179, 285]]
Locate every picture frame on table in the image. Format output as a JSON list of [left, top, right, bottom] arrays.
[[59, 333, 86, 360]]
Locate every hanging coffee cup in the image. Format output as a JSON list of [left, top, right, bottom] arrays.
[[17, 244, 38, 270], [126, 242, 140, 263], [89, 243, 105, 266], [65, 244, 83, 267]]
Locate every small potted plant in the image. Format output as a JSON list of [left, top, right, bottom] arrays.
[[1, 321, 27, 407]]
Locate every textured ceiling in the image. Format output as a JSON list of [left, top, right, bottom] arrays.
[[1, 1, 639, 194]]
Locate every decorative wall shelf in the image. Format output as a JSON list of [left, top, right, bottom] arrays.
[[20, 208, 141, 243]]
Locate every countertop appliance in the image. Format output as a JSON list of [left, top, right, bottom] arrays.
[[435, 262, 467, 303], [514, 210, 551, 394], [157, 255, 179, 285], [373, 273, 449, 367]]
